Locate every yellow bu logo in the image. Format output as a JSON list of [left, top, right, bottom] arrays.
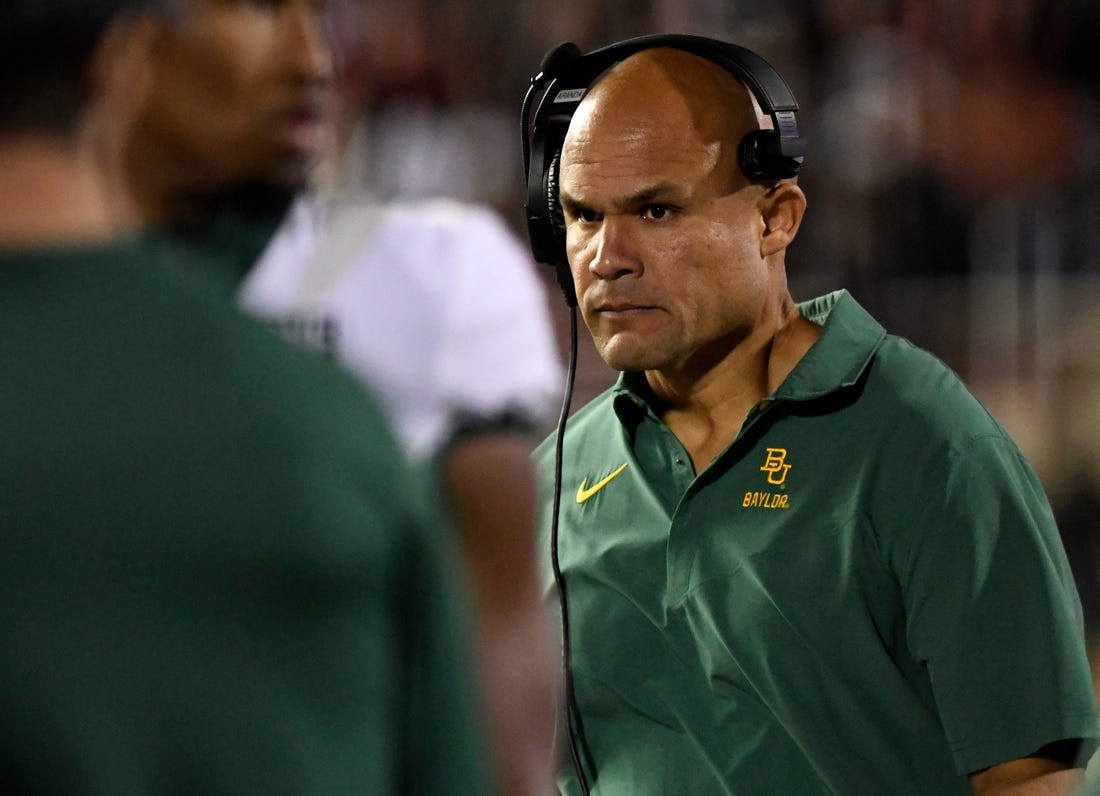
[[760, 448, 792, 486]]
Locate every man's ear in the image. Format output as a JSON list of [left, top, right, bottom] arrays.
[[85, 11, 162, 132], [759, 182, 806, 257], [81, 10, 163, 230]]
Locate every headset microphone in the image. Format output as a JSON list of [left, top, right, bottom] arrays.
[[534, 41, 583, 87]]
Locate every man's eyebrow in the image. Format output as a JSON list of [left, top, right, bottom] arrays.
[[560, 183, 681, 214], [558, 193, 587, 215]]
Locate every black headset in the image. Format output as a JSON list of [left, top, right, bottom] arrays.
[[521, 33, 805, 306]]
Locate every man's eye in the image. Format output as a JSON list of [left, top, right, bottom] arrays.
[[577, 208, 600, 223], [642, 205, 671, 221]]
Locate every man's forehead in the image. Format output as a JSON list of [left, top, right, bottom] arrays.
[[562, 71, 729, 169], [559, 117, 725, 208], [571, 47, 769, 137]]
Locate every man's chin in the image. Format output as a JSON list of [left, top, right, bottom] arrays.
[[184, 177, 299, 223], [595, 340, 665, 373], [262, 156, 315, 194]]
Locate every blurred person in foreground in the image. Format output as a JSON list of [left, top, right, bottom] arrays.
[[0, 1, 488, 792], [526, 35, 1099, 795], [123, 1, 562, 793]]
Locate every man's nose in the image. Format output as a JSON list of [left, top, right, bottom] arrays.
[[283, 2, 334, 84], [588, 216, 640, 281]]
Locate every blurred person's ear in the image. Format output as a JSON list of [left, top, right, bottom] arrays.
[[83, 10, 162, 227], [87, 10, 160, 123]]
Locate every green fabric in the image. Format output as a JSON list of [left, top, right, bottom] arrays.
[[0, 237, 490, 794], [537, 289, 1099, 795], [1086, 749, 1100, 795], [156, 191, 290, 289]]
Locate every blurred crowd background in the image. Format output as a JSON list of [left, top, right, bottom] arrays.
[[316, 0, 1100, 671]]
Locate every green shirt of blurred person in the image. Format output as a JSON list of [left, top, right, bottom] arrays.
[[123, 3, 561, 795], [0, 4, 491, 793]]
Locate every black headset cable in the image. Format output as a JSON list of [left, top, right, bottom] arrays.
[[549, 306, 592, 796]]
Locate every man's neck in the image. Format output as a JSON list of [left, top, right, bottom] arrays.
[[0, 136, 139, 248], [152, 181, 297, 285], [646, 296, 822, 472], [125, 129, 302, 230], [136, 176, 298, 231]]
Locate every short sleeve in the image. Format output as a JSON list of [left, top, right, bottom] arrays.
[[898, 434, 1100, 774], [431, 205, 562, 438]]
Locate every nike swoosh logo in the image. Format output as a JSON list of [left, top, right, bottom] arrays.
[[576, 462, 629, 504]]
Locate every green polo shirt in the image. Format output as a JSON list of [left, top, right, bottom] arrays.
[[537, 290, 1099, 795], [0, 237, 490, 794]]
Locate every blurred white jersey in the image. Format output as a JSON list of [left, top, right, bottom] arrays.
[[239, 196, 562, 461]]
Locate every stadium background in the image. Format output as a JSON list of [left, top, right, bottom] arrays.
[[316, 0, 1100, 688]]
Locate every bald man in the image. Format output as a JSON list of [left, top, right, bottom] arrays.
[[531, 39, 1098, 795]]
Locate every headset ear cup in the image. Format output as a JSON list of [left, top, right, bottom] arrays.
[[738, 129, 801, 180], [738, 130, 766, 180], [545, 147, 577, 305], [546, 147, 567, 259]]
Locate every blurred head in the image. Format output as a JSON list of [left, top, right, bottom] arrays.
[[558, 47, 806, 374], [127, 0, 334, 216], [1, 1, 150, 139]]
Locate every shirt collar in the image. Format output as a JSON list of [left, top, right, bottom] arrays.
[[778, 289, 886, 401], [612, 371, 659, 427], [610, 289, 885, 416]]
